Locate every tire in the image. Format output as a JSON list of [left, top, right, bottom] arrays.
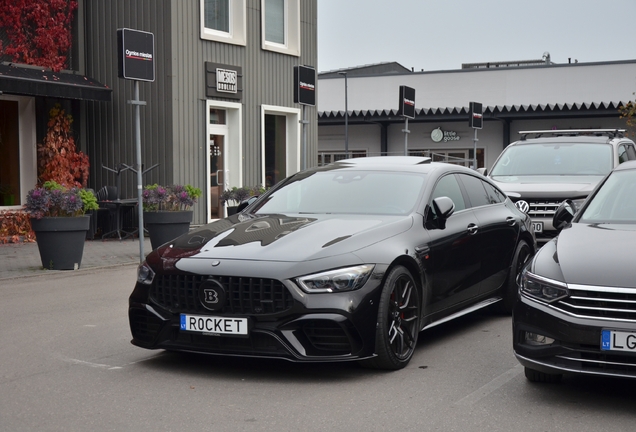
[[524, 367, 562, 383], [360, 266, 420, 370], [497, 240, 531, 314]]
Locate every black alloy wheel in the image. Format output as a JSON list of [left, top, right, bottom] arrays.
[[497, 240, 531, 314], [362, 265, 420, 370]]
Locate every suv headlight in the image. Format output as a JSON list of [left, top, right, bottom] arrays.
[[520, 270, 568, 303], [137, 262, 155, 285], [296, 265, 375, 293]]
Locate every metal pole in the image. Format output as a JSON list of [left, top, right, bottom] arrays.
[[131, 81, 146, 263], [403, 118, 410, 156], [339, 71, 349, 157], [473, 128, 478, 169], [301, 104, 308, 170]]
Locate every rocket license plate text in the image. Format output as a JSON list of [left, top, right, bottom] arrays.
[[180, 314, 248, 335]]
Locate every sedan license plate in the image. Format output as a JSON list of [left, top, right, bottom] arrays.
[[180, 314, 248, 336], [601, 329, 636, 352], [532, 222, 543, 233]]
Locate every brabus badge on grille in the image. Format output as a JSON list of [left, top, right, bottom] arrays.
[[199, 279, 226, 311], [515, 200, 530, 214]]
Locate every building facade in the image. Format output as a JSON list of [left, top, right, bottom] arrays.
[[1, 0, 318, 225], [317, 60, 636, 170]]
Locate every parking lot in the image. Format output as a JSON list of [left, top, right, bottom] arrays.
[[1, 260, 634, 431]]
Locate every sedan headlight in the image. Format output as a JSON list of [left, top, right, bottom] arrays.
[[519, 270, 568, 303], [296, 264, 375, 293], [137, 262, 155, 285]]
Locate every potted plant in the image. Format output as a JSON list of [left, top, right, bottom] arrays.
[[220, 185, 266, 215], [142, 184, 202, 250], [24, 181, 99, 270]]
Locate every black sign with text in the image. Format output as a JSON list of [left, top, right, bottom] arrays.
[[294, 65, 316, 106], [398, 86, 416, 119], [469, 101, 483, 129], [117, 28, 155, 82]]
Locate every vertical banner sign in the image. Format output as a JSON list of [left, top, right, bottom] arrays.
[[294, 65, 316, 106], [398, 86, 416, 119], [117, 28, 155, 82], [469, 102, 483, 129]]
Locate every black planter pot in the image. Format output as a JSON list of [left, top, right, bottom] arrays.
[[144, 211, 193, 250], [226, 206, 238, 216], [30, 215, 91, 270]]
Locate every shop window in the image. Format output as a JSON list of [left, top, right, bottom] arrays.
[[0, 100, 20, 206], [201, 0, 246, 46], [318, 150, 367, 166], [261, 0, 300, 56]]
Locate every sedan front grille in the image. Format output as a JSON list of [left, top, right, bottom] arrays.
[[555, 285, 636, 321], [150, 274, 294, 315], [527, 200, 561, 218]]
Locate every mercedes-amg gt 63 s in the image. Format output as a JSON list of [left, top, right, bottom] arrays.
[[129, 157, 535, 370]]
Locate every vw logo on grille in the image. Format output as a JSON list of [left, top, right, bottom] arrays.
[[515, 200, 530, 214], [199, 279, 226, 311]]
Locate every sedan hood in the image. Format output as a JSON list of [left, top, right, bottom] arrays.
[[555, 223, 636, 288], [160, 213, 413, 263]]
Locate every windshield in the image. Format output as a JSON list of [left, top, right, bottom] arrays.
[[252, 170, 426, 215], [490, 143, 613, 177], [580, 170, 636, 224]]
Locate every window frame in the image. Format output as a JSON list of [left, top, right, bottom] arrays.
[[261, 0, 300, 57], [200, 0, 247, 46]]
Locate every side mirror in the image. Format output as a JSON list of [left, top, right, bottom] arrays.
[[236, 196, 258, 213], [476, 167, 488, 176], [432, 196, 455, 230], [553, 199, 575, 232]]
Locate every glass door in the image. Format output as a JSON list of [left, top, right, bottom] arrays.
[[208, 108, 228, 220]]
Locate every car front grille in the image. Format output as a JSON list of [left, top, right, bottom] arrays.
[[554, 350, 636, 377], [527, 200, 562, 219], [302, 321, 351, 354], [555, 285, 636, 321], [150, 274, 294, 315]]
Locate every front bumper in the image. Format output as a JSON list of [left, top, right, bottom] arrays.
[[129, 272, 384, 362], [513, 294, 636, 379]]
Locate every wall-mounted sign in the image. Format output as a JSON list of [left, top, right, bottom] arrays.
[[431, 127, 461, 143], [205, 62, 243, 100], [398, 85, 416, 119], [294, 65, 316, 106], [117, 28, 155, 82], [216, 68, 237, 93], [469, 101, 483, 129]]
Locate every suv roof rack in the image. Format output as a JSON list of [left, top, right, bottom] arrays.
[[519, 129, 626, 140]]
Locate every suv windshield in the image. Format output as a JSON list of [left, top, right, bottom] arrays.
[[491, 143, 613, 177], [253, 170, 426, 215]]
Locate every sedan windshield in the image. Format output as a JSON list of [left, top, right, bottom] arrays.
[[491, 143, 613, 177], [253, 170, 426, 215], [580, 170, 636, 224]]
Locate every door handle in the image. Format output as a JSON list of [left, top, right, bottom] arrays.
[[467, 224, 479, 235], [506, 217, 517, 226]]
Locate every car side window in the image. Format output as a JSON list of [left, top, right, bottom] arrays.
[[482, 181, 506, 204], [457, 174, 492, 208], [626, 144, 636, 161], [430, 174, 466, 214], [618, 145, 628, 164]]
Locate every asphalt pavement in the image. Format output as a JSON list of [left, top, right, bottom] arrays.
[[0, 237, 151, 281]]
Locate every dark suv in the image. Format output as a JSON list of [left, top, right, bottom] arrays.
[[483, 129, 636, 243]]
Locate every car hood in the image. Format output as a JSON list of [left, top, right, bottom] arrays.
[[155, 213, 413, 263], [555, 223, 636, 288]]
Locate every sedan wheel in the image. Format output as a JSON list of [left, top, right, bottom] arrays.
[[497, 240, 531, 314], [362, 266, 420, 370]]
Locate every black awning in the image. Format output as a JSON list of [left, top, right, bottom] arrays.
[[0, 63, 112, 102]]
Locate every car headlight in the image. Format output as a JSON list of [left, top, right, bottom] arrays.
[[137, 262, 155, 285], [519, 270, 568, 303], [296, 264, 375, 293]]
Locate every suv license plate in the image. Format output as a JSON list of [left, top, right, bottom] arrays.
[[532, 222, 543, 233], [601, 329, 636, 352], [180, 314, 248, 335]]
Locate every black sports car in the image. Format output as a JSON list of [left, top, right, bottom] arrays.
[[514, 160, 636, 382], [129, 157, 535, 369]]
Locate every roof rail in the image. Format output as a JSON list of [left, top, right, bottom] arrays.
[[519, 129, 626, 140]]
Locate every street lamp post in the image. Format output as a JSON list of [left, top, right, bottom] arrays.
[[338, 71, 349, 158]]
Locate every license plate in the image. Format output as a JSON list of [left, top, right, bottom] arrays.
[[532, 222, 543, 233], [601, 329, 636, 352], [180, 314, 248, 335]]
